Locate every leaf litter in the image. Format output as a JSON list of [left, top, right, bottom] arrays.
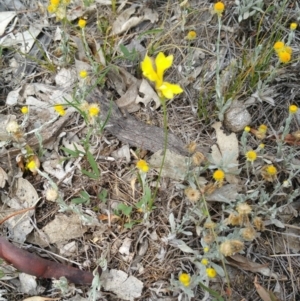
[[0, 0, 300, 300]]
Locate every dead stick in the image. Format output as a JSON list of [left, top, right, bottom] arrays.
[[0, 237, 101, 284]]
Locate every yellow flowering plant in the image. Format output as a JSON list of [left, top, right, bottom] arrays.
[[141, 52, 183, 100]]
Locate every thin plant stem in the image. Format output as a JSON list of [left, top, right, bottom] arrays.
[[151, 99, 168, 207]]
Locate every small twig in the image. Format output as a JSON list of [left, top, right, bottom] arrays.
[[0, 206, 36, 225]]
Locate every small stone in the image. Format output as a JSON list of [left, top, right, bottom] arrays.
[[224, 103, 251, 132]]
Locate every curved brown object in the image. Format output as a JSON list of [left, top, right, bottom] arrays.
[[0, 237, 101, 284]]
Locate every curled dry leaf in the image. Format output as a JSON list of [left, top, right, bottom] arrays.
[[0, 166, 8, 188], [0, 11, 17, 36], [112, 5, 158, 35]]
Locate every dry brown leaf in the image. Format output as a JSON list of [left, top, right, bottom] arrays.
[[0, 166, 8, 188], [136, 79, 161, 109], [101, 269, 143, 300], [0, 11, 17, 36], [227, 254, 278, 279], [41, 213, 88, 244], [98, 214, 120, 223], [254, 276, 281, 301], [5, 178, 38, 243], [211, 122, 239, 184], [112, 5, 158, 35], [149, 149, 189, 180], [116, 82, 141, 113]]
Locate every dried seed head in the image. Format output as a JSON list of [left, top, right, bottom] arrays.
[[227, 213, 241, 226], [204, 183, 217, 195], [253, 216, 265, 231], [45, 188, 58, 202], [241, 227, 256, 241], [204, 221, 216, 229], [6, 120, 20, 134], [220, 240, 244, 256], [184, 187, 200, 202], [186, 141, 197, 153], [230, 240, 245, 253], [219, 241, 232, 256], [203, 234, 215, 244], [292, 130, 300, 141], [192, 151, 205, 166], [236, 203, 252, 215]]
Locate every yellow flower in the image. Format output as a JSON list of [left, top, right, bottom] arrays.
[[206, 268, 217, 278], [245, 150, 257, 162], [78, 18, 87, 28], [179, 273, 190, 287], [266, 165, 277, 176], [136, 159, 149, 173], [50, 0, 60, 5], [203, 246, 209, 253], [213, 1, 225, 15], [284, 46, 292, 54], [141, 52, 183, 100], [156, 82, 183, 99], [290, 22, 297, 30], [273, 41, 285, 53], [244, 126, 250, 132], [258, 124, 267, 134], [54, 104, 66, 116], [186, 30, 197, 40], [261, 165, 277, 182], [21, 106, 29, 114], [289, 105, 298, 114], [47, 4, 58, 13], [258, 143, 265, 149], [79, 70, 88, 79], [88, 103, 100, 117], [201, 258, 209, 265], [155, 52, 174, 85], [141, 54, 158, 82], [213, 169, 225, 182], [26, 159, 38, 172], [278, 51, 291, 63]]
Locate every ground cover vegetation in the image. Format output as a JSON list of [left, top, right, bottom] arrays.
[[0, 0, 300, 300]]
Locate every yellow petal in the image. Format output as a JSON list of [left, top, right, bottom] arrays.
[[157, 82, 183, 99], [141, 55, 158, 82], [155, 52, 173, 83]]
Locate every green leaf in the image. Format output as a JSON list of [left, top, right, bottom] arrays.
[[71, 197, 87, 204], [117, 203, 132, 216], [199, 282, 224, 300], [98, 189, 108, 203], [0, 269, 5, 279], [86, 150, 100, 178]]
